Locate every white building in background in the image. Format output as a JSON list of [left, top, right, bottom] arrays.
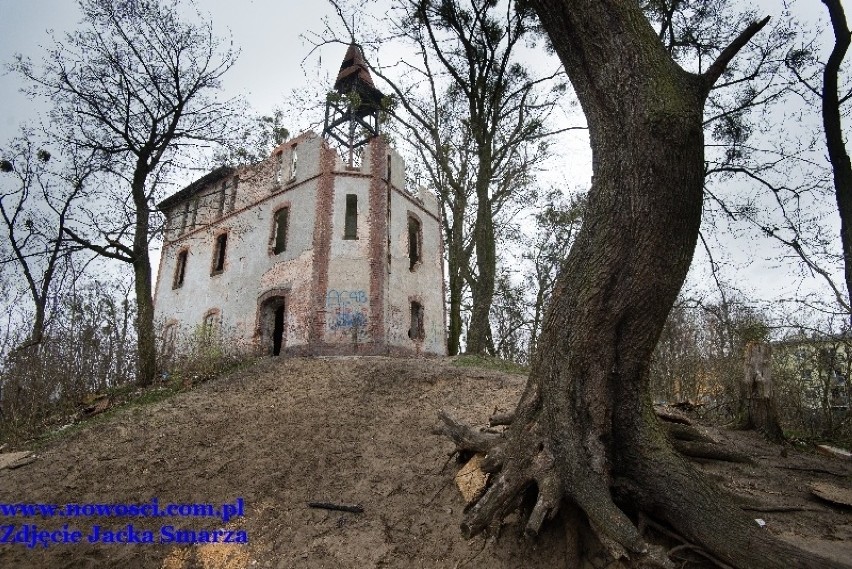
[[153, 44, 446, 357]]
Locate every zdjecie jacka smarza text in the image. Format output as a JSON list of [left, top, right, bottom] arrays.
[[0, 498, 247, 548]]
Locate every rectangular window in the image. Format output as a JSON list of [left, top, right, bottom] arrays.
[[273, 207, 289, 255], [408, 216, 421, 270], [409, 301, 424, 340], [275, 151, 283, 184], [217, 180, 228, 217], [344, 194, 358, 240], [227, 178, 238, 212], [212, 233, 227, 274], [290, 145, 298, 181], [173, 250, 188, 289]]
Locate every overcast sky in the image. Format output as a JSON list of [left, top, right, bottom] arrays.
[[0, 0, 846, 321], [0, 1, 345, 144]]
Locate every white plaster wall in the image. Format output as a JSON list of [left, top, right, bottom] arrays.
[[154, 136, 325, 353], [324, 175, 373, 344], [385, 189, 447, 355], [155, 134, 447, 357]]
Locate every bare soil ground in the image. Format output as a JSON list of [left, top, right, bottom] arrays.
[[0, 356, 850, 569]]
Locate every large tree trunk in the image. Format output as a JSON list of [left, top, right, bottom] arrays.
[[438, 1, 844, 567], [822, 0, 852, 318], [466, 192, 496, 355], [132, 175, 157, 387], [446, 199, 466, 356]]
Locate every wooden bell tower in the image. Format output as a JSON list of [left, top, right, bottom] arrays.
[[322, 43, 386, 166]]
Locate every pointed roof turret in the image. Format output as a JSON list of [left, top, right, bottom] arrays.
[[323, 42, 387, 165], [332, 42, 385, 115], [334, 43, 377, 90]]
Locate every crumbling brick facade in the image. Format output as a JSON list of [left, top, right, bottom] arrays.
[[153, 133, 447, 357]]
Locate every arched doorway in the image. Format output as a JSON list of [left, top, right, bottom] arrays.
[[258, 294, 287, 356], [272, 304, 285, 355]]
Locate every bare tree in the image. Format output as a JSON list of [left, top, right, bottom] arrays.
[[317, 0, 577, 354], [437, 1, 842, 567], [13, 0, 242, 385], [0, 134, 93, 352]]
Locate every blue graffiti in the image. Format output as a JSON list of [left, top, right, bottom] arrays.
[[326, 289, 368, 307], [329, 308, 368, 330], [326, 289, 368, 330]]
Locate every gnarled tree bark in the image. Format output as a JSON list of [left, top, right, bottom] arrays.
[[439, 1, 846, 567]]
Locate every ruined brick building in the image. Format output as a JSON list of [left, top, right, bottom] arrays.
[[153, 44, 447, 356]]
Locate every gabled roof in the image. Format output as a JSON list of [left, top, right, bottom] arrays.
[[157, 165, 235, 211]]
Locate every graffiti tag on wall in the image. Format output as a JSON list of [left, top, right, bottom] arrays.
[[326, 289, 368, 331]]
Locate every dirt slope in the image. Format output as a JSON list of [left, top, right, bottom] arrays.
[[0, 356, 850, 569]]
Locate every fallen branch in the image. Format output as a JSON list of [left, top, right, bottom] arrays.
[[307, 502, 364, 514], [741, 505, 815, 513]]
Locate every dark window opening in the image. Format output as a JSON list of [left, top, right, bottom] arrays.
[[275, 151, 283, 184], [344, 194, 358, 239], [290, 145, 298, 181], [173, 250, 188, 289], [212, 233, 227, 274], [409, 301, 424, 340], [273, 304, 285, 356], [273, 207, 289, 254], [386, 155, 392, 180], [408, 216, 421, 270]]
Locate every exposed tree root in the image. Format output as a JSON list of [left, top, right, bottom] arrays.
[[640, 514, 734, 569], [433, 410, 498, 453], [670, 440, 754, 463], [437, 404, 848, 569], [487, 407, 743, 463], [488, 410, 515, 427], [653, 406, 692, 425], [661, 421, 715, 443], [438, 404, 647, 555]]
